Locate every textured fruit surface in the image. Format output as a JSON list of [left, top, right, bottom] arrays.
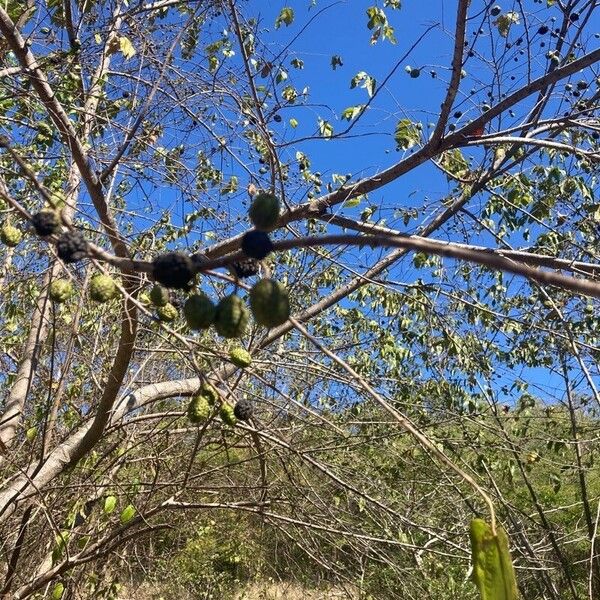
[[150, 284, 169, 307], [49, 279, 74, 303], [214, 294, 249, 338], [232, 257, 260, 278], [56, 230, 88, 263], [250, 279, 290, 328], [200, 382, 220, 405], [184, 293, 216, 330], [241, 230, 273, 260], [248, 192, 280, 231], [31, 210, 60, 236], [234, 399, 254, 421], [157, 302, 178, 322], [152, 252, 194, 289], [229, 347, 252, 368], [0, 224, 22, 247], [220, 403, 237, 426], [90, 275, 117, 303], [187, 395, 211, 423]]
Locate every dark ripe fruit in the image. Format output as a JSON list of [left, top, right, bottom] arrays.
[[157, 302, 178, 322], [49, 279, 74, 303], [576, 80, 588, 90], [56, 231, 88, 263], [152, 252, 194, 289], [273, 114, 282, 122], [537, 25, 549, 35], [219, 403, 237, 426], [234, 399, 254, 421], [249, 279, 290, 328], [569, 12, 579, 22], [229, 347, 252, 368], [490, 5, 501, 17], [241, 231, 273, 260], [149, 284, 169, 307], [0, 224, 22, 247], [187, 395, 211, 424], [183, 293, 216, 330], [89, 275, 117, 303], [232, 258, 260, 278], [248, 192, 280, 231], [32, 210, 60, 236], [214, 294, 249, 338], [409, 68, 421, 79]]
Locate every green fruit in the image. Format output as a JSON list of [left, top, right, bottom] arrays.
[[200, 382, 220, 405], [249, 279, 290, 328], [248, 192, 280, 231], [26, 426, 37, 442], [229, 347, 252, 368], [184, 293, 216, 330], [157, 302, 178, 322], [187, 395, 211, 423], [220, 403, 237, 426], [52, 583, 65, 600], [49, 279, 73, 303], [90, 275, 117, 303], [214, 294, 249, 338], [104, 495, 117, 514], [150, 284, 169, 307], [0, 223, 22, 247], [120, 504, 136, 524]]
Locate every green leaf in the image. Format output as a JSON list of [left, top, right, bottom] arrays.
[[394, 119, 420, 150], [470, 519, 518, 600], [51, 583, 65, 600], [341, 105, 365, 122], [343, 196, 363, 208], [120, 504, 136, 524], [275, 7, 294, 28], [318, 118, 334, 139], [104, 495, 117, 515], [331, 55, 343, 70], [350, 71, 376, 97]]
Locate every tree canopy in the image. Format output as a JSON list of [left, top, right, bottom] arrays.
[[0, 1, 599, 598]]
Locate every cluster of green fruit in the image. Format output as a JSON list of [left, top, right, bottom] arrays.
[[147, 191, 290, 337], [144, 277, 289, 337], [186, 382, 254, 426], [48, 275, 118, 304]]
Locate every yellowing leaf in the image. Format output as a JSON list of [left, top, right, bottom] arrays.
[[494, 12, 520, 38], [469, 519, 518, 600], [119, 36, 136, 60]]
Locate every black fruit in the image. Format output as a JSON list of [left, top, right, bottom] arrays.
[[490, 5, 501, 17], [56, 231, 88, 263], [241, 230, 273, 260], [249, 279, 290, 328], [234, 399, 254, 421], [32, 210, 61, 236], [232, 258, 260, 278], [152, 252, 194, 289], [248, 192, 280, 231]]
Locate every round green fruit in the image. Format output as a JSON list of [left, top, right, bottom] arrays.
[[90, 275, 117, 303], [200, 382, 220, 405], [229, 347, 252, 368], [219, 403, 237, 426], [49, 279, 74, 303], [184, 293, 216, 330], [214, 294, 249, 338], [248, 192, 280, 231], [187, 395, 211, 424], [249, 279, 290, 328], [0, 223, 22, 247], [157, 302, 178, 322], [150, 284, 169, 307]]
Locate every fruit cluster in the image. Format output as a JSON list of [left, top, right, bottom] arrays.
[[185, 381, 254, 427]]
